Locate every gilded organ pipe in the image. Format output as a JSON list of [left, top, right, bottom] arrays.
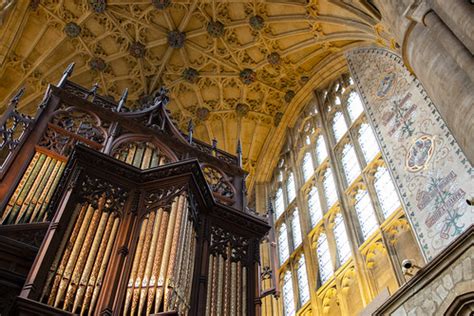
[[205, 227, 250, 316], [124, 193, 194, 315], [1, 78, 269, 316], [42, 195, 121, 315], [2, 152, 65, 224]]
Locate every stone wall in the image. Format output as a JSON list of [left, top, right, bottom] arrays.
[[375, 227, 473, 315], [346, 47, 473, 261]]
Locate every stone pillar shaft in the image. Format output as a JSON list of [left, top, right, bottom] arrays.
[[374, 0, 474, 163], [431, 0, 474, 54]]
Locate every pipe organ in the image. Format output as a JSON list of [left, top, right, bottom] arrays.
[[0, 65, 270, 315]]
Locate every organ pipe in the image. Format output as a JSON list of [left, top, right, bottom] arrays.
[[1, 77, 269, 316], [43, 198, 121, 315], [1, 151, 65, 224], [124, 193, 194, 315]]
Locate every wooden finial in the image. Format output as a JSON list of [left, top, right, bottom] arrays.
[[58, 62, 75, 87], [11, 87, 25, 107], [117, 88, 128, 112], [236, 139, 242, 167], [187, 119, 194, 144], [212, 138, 218, 156]]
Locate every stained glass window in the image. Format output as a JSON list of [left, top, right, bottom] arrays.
[[347, 91, 364, 121], [341, 143, 361, 186], [334, 214, 351, 265], [332, 111, 347, 142], [316, 135, 328, 164], [308, 187, 323, 227], [278, 224, 290, 265], [275, 187, 285, 218], [374, 166, 400, 219], [287, 172, 296, 203], [296, 255, 310, 305], [323, 167, 337, 209], [282, 270, 296, 316], [269, 74, 414, 315], [359, 123, 379, 163], [302, 152, 314, 182], [317, 233, 332, 284], [354, 189, 378, 240], [291, 210, 302, 248]]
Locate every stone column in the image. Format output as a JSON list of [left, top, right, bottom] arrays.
[[374, 0, 474, 164], [430, 0, 474, 54]]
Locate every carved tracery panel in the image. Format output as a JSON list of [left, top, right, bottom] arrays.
[[39, 108, 107, 157], [112, 139, 173, 169], [202, 165, 235, 205], [206, 225, 250, 316]]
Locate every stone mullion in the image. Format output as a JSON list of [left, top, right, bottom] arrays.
[[287, 149, 299, 255], [349, 120, 370, 173], [289, 259, 301, 312], [362, 160, 406, 286], [314, 96, 342, 274], [379, 225, 406, 287], [301, 232, 318, 314], [361, 166, 386, 230], [315, 86, 376, 306], [335, 277, 350, 316]]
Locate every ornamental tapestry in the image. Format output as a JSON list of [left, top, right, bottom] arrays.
[[346, 47, 473, 261]]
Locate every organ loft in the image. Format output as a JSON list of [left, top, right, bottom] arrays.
[[0, 1, 473, 316]]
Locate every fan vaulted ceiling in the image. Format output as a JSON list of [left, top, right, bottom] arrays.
[[0, 0, 391, 192]]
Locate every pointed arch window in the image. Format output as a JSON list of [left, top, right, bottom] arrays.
[[308, 187, 323, 227], [323, 167, 337, 210], [286, 172, 296, 203], [347, 91, 364, 122], [291, 209, 302, 248], [341, 143, 361, 186], [317, 233, 332, 284], [334, 213, 351, 265], [332, 111, 347, 142], [296, 255, 310, 305], [302, 152, 314, 182], [278, 224, 290, 265], [374, 166, 400, 219], [354, 189, 378, 240], [282, 270, 296, 316], [315, 135, 328, 164], [359, 123, 379, 163], [275, 187, 285, 219]]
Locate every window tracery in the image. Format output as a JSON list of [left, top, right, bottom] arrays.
[[358, 123, 379, 163], [275, 187, 285, 219], [278, 224, 290, 265], [341, 143, 361, 186], [322, 167, 337, 209], [302, 152, 314, 182], [333, 213, 351, 265], [347, 91, 364, 122], [316, 135, 328, 165], [332, 111, 347, 142], [286, 172, 296, 203], [282, 270, 296, 316], [317, 232, 332, 284], [291, 209, 302, 248], [354, 189, 378, 240], [374, 166, 400, 219], [308, 186, 323, 227], [296, 255, 310, 305], [267, 74, 419, 315]]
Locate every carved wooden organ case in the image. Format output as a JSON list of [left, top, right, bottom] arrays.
[[0, 69, 270, 315]]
